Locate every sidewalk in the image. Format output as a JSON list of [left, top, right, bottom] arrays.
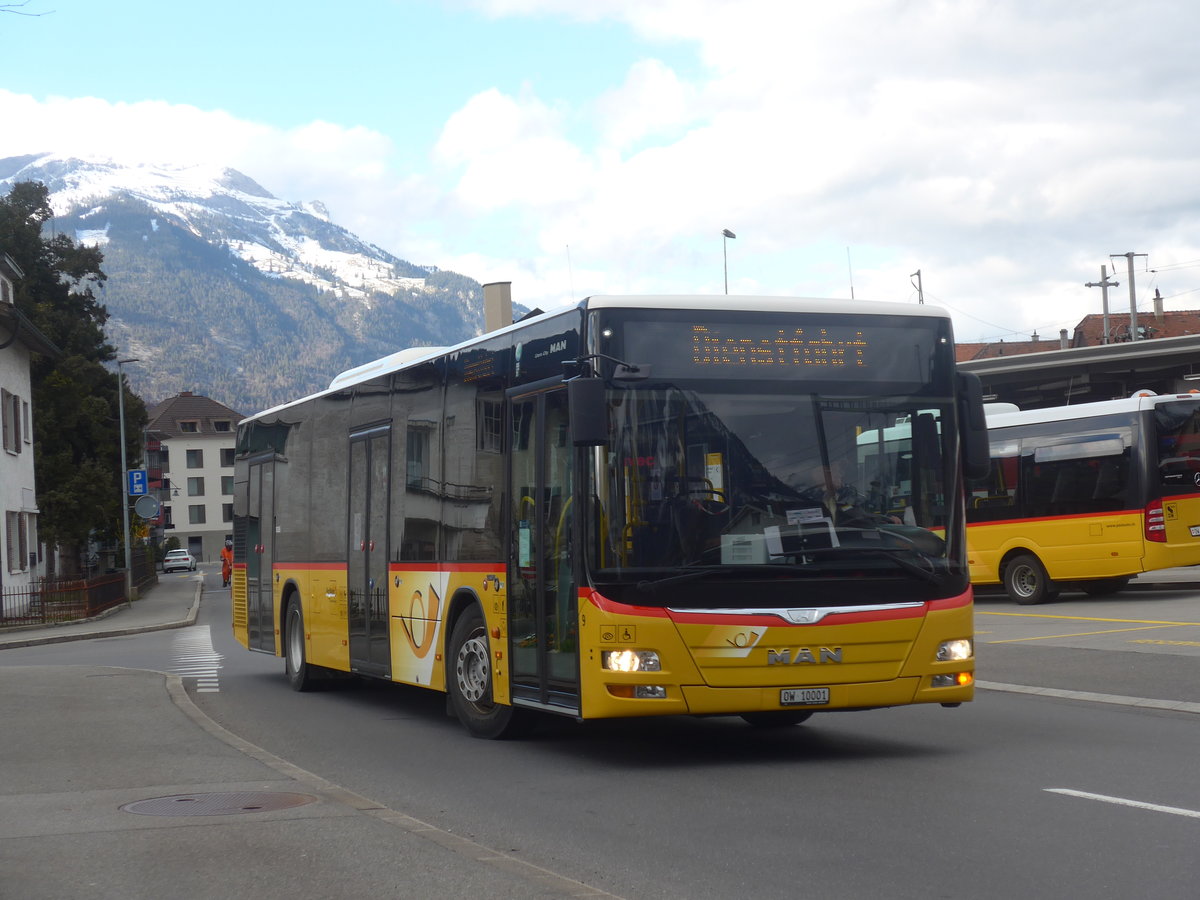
[[0, 568, 613, 900], [0, 566, 203, 650]]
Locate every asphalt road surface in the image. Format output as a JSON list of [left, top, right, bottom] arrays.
[[4, 574, 1198, 899]]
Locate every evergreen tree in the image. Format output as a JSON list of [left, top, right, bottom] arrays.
[[0, 181, 147, 570]]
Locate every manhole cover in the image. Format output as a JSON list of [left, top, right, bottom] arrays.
[[121, 791, 317, 817]]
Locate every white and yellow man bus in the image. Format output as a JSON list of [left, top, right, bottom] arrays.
[[232, 296, 988, 737], [965, 391, 1200, 604]]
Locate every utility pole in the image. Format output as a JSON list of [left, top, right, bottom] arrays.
[[1085, 264, 1119, 345], [910, 269, 924, 304], [1110, 251, 1148, 340]]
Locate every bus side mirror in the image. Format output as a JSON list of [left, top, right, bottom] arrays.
[[568, 377, 608, 446], [958, 371, 991, 480]]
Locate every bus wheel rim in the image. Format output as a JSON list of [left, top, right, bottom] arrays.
[[1013, 566, 1036, 596], [456, 632, 490, 704]]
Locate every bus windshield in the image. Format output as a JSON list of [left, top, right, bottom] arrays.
[[1155, 400, 1200, 493], [585, 382, 963, 604]]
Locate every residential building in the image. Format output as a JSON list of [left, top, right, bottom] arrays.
[[146, 392, 243, 562], [0, 252, 58, 590]]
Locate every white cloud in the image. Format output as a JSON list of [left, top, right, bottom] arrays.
[[6, 0, 1200, 343]]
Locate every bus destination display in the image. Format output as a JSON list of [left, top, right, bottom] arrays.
[[691, 323, 867, 369]]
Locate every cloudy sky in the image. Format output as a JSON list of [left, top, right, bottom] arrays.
[[2, 0, 1198, 342]]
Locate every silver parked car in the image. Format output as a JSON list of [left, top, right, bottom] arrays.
[[162, 548, 197, 572]]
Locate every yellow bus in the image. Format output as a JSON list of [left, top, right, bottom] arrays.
[[232, 296, 987, 737], [966, 391, 1200, 603]]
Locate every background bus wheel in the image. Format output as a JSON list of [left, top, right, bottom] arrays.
[[1003, 553, 1055, 605], [740, 711, 814, 727], [448, 607, 529, 739], [1081, 576, 1132, 597], [285, 599, 317, 691]]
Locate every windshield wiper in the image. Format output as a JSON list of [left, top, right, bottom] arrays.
[[798, 546, 942, 584], [636, 565, 801, 593]]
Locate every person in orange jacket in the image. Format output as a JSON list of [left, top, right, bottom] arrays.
[[220, 539, 234, 588]]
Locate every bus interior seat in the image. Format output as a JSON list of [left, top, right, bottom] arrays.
[[1092, 460, 1123, 499]]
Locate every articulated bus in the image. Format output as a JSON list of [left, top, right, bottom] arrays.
[[232, 296, 988, 738], [965, 391, 1200, 604]]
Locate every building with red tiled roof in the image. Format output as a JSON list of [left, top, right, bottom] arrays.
[[145, 392, 243, 563], [1069, 308, 1200, 347], [957, 300, 1200, 363]]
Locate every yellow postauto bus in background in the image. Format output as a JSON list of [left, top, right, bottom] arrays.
[[964, 391, 1200, 603], [232, 295, 989, 738]]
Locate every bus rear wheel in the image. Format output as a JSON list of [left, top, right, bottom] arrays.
[[448, 607, 528, 739], [1003, 553, 1056, 605], [285, 599, 318, 691]]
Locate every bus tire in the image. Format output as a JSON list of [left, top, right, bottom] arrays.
[[284, 598, 317, 692], [1003, 553, 1055, 605], [1080, 576, 1133, 597], [741, 711, 814, 728], [448, 607, 529, 739]]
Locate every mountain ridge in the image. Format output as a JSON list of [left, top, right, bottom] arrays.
[[0, 153, 505, 415]]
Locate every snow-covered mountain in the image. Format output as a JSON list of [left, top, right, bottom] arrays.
[[0, 153, 495, 414]]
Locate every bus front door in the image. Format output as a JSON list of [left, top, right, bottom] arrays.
[[507, 385, 580, 714], [347, 426, 391, 678], [245, 459, 275, 653]]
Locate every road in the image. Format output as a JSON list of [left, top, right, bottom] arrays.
[[4, 572, 1199, 899]]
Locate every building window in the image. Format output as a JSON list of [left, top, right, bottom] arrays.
[[221, 475, 234, 495], [187, 477, 205, 497], [407, 426, 430, 489], [220, 448, 235, 467], [188, 505, 206, 525], [213, 420, 231, 432], [180, 420, 199, 433], [2, 389, 20, 454], [5, 511, 27, 573], [222, 503, 233, 523], [186, 449, 204, 468], [478, 399, 502, 452], [22, 400, 31, 445]]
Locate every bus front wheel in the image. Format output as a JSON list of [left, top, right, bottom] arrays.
[[1004, 553, 1056, 605], [448, 607, 529, 739]]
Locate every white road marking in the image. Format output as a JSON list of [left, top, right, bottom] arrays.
[[1046, 788, 1200, 819], [170, 625, 223, 693]]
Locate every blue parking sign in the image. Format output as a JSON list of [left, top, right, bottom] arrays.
[[127, 469, 148, 496]]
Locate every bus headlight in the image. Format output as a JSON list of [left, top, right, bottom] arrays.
[[936, 639, 973, 662], [602, 650, 662, 672]]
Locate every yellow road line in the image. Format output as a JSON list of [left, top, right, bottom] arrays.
[[978, 610, 1200, 626], [986, 624, 1186, 644]]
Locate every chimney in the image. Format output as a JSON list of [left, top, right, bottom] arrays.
[[1154, 287, 1164, 322], [1059, 328, 1068, 349], [483, 282, 513, 334], [1031, 331, 1039, 342]]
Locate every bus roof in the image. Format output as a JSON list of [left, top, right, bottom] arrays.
[[242, 295, 953, 425], [984, 391, 1200, 429], [584, 295, 952, 319]]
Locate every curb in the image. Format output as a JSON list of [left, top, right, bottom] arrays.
[[0, 582, 201, 650]]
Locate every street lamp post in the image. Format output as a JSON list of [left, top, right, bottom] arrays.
[[117, 357, 139, 603], [722, 229, 736, 294]]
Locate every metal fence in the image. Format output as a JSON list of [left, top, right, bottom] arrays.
[[0, 574, 127, 627]]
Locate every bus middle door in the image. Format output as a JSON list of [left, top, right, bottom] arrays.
[[347, 425, 391, 678], [507, 383, 580, 714]]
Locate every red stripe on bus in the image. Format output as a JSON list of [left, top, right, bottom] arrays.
[[583, 586, 971, 622], [387, 562, 500, 573], [966, 509, 1139, 528]]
